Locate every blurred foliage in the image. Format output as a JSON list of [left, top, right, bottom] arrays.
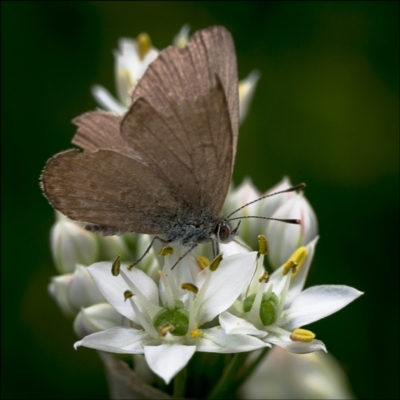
[[1, 2, 398, 399]]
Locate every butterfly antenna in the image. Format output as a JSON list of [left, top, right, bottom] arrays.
[[227, 216, 301, 224], [226, 183, 306, 219]]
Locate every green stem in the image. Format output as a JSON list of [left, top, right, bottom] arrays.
[[173, 366, 187, 398], [237, 347, 269, 388], [207, 352, 248, 399]]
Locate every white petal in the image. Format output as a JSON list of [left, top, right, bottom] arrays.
[[259, 177, 294, 218], [269, 236, 319, 306], [195, 252, 258, 325], [73, 303, 122, 338], [194, 327, 268, 353], [173, 24, 191, 48], [268, 338, 327, 354], [144, 343, 196, 384], [267, 194, 318, 269], [280, 285, 363, 331], [220, 238, 252, 258], [48, 274, 76, 316], [239, 70, 260, 123], [91, 85, 126, 114], [219, 311, 267, 337], [75, 326, 156, 353], [69, 265, 106, 310], [87, 262, 159, 323]]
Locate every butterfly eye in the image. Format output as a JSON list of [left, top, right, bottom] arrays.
[[217, 221, 232, 243]]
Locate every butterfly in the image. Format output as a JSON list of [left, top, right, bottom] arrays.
[[41, 26, 301, 267]]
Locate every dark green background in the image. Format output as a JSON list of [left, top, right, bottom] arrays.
[[2, 2, 398, 399]]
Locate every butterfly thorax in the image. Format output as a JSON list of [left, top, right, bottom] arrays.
[[163, 208, 219, 246]]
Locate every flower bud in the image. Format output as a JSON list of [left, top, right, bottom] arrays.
[[239, 346, 355, 399], [74, 303, 122, 338], [48, 265, 105, 318], [50, 212, 98, 274], [97, 234, 131, 262], [267, 193, 318, 269]]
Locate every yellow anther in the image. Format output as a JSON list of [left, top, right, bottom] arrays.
[[196, 256, 210, 270], [290, 328, 316, 343], [111, 255, 121, 276], [258, 235, 268, 255], [157, 269, 162, 275], [124, 290, 134, 301], [191, 329, 202, 338], [181, 282, 199, 294], [136, 32, 152, 60], [210, 253, 223, 271], [283, 260, 298, 276], [287, 246, 308, 277], [158, 246, 174, 257], [159, 323, 175, 337], [259, 271, 269, 283]]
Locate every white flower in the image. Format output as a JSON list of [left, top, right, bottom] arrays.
[[75, 251, 267, 384], [92, 33, 158, 113], [239, 70, 260, 123], [239, 346, 355, 399], [48, 265, 105, 317], [267, 191, 318, 269], [220, 237, 363, 354], [51, 212, 98, 274]]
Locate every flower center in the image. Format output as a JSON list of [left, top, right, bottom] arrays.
[[153, 306, 189, 337], [243, 291, 279, 326]]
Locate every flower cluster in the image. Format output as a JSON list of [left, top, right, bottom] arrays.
[[47, 26, 362, 397]]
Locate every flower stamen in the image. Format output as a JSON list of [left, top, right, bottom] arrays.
[[181, 283, 199, 294], [258, 235, 268, 255], [124, 290, 134, 301], [210, 253, 223, 271], [290, 328, 316, 343], [259, 271, 269, 283], [111, 255, 121, 276], [196, 256, 210, 270], [158, 246, 174, 257], [136, 32, 152, 60], [191, 329, 202, 338]]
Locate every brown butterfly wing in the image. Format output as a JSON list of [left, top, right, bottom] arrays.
[[131, 26, 239, 170], [121, 76, 233, 217], [41, 149, 183, 235], [71, 111, 141, 160]]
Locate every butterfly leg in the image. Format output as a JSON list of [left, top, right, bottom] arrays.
[[210, 238, 220, 258], [171, 244, 198, 270], [128, 235, 169, 269]]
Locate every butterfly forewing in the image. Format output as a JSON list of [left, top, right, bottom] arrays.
[[131, 26, 239, 169], [121, 77, 233, 215]]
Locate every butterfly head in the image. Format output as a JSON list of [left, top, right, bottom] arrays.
[[214, 219, 240, 244]]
